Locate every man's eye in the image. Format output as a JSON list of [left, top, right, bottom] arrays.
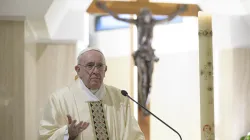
[[87, 63, 94, 66], [97, 64, 103, 68], [86, 64, 94, 68]]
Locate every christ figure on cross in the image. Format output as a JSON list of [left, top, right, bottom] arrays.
[[96, 1, 187, 116]]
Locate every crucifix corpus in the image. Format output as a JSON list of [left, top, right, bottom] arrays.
[[87, 0, 200, 116]]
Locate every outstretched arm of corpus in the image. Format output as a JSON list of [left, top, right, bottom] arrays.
[[155, 4, 187, 24], [95, 1, 137, 24]]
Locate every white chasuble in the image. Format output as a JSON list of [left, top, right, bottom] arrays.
[[39, 79, 145, 140]]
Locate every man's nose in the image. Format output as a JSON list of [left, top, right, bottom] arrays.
[[92, 66, 100, 73]]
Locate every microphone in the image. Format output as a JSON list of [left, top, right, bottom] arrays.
[[121, 90, 182, 140]]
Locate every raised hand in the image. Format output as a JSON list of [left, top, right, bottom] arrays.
[[67, 115, 89, 140]]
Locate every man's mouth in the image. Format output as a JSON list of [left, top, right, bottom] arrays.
[[90, 77, 100, 80]]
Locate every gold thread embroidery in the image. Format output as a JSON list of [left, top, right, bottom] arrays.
[[89, 101, 109, 140]]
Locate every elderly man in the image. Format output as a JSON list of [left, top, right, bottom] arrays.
[[39, 47, 145, 140]]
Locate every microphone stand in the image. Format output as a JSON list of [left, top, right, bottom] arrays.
[[125, 94, 182, 140]]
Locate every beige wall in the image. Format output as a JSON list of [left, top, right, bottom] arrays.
[[0, 19, 77, 140], [150, 51, 200, 139], [25, 21, 38, 140], [95, 28, 134, 108], [211, 15, 250, 139], [104, 56, 132, 92], [216, 48, 250, 139], [36, 42, 76, 113], [0, 20, 25, 140]]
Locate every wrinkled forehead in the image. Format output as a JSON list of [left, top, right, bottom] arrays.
[[79, 50, 106, 64]]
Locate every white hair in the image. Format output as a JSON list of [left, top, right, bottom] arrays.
[[77, 47, 106, 64]]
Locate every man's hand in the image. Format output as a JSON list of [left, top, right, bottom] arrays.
[[67, 115, 89, 140]]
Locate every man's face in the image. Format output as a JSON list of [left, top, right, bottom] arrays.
[[75, 50, 107, 90]]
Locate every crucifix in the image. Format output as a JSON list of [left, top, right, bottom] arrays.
[[95, 1, 188, 117], [87, 0, 200, 139]]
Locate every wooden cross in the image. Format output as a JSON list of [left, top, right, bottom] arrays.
[[87, 0, 200, 16]]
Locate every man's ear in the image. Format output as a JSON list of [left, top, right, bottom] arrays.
[[75, 65, 80, 73], [105, 66, 107, 72]]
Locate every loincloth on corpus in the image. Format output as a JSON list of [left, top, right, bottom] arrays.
[[133, 48, 156, 63]]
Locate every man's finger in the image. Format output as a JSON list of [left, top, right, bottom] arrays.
[[82, 122, 89, 130], [72, 120, 77, 125], [75, 121, 83, 128], [79, 123, 89, 133], [69, 120, 77, 128], [67, 115, 72, 124]]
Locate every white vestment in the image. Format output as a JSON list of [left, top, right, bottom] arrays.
[[39, 79, 145, 140]]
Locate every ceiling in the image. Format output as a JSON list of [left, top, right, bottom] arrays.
[[0, 0, 92, 42]]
